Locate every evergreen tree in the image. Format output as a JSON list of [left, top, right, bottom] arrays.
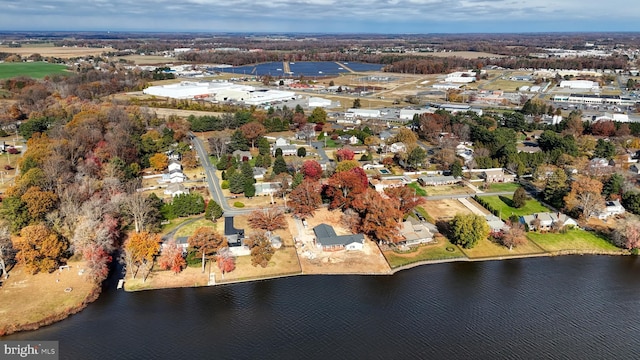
[[291, 172, 304, 189], [512, 186, 527, 208], [241, 161, 255, 184], [275, 147, 283, 157], [244, 182, 256, 198], [297, 147, 307, 157], [205, 200, 224, 221], [273, 155, 288, 175], [257, 137, 271, 156], [229, 173, 246, 194], [449, 160, 463, 178], [228, 130, 249, 152], [543, 168, 569, 209], [603, 173, 624, 200]]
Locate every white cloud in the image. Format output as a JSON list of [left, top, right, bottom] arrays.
[[0, 0, 636, 32]]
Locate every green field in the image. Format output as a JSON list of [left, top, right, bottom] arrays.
[[480, 195, 549, 220], [487, 182, 520, 192], [527, 229, 621, 252], [408, 182, 427, 196], [0, 62, 69, 79]]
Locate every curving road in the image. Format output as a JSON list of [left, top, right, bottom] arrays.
[[190, 133, 252, 216]]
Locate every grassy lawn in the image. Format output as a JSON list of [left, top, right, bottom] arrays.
[[216, 246, 302, 283], [0, 62, 69, 79], [527, 229, 622, 252], [460, 237, 546, 259], [383, 236, 465, 268], [487, 182, 520, 192], [174, 218, 219, 238], [408, 182, 428, 196], [414, 206, 435, 224], [480, 195, 549, 220]]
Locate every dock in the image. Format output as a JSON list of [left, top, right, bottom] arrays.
[[335, 61, 355, 73], [283, 61, 291, 74]]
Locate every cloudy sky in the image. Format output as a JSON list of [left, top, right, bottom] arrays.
[[1, 0, 637, 33]]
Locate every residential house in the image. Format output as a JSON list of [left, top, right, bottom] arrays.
[[400, 218, 434, 246], [520, 212, 577, 231], [295, 129, 316, 141], [232, 150, 252, 162], [418, 175, 460, 186], [162, 169, 187, 183], [368, 176, 411, 193], [379, 130, 393, 144], [273, 137, 298, 156], [387, 142, 407, 154], [162, 236, 189, 253], [485, 215, 507, 235], [595, 200, 625, 220], [481, 168, 516, 183], [167, 160, 182, 172], [253, 167, 267, 180], [313, 224, 365, 251], [343, 145, 367, 155], [224, 217, 245, 247], [164, 183, 189, 197], [255, 182, 281, 196], [339, 135, 359, 145]]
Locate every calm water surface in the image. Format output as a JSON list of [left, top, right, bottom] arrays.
[[5, 256, 640, 359]]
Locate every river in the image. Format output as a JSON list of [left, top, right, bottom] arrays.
[[5, 256, 640, 359]]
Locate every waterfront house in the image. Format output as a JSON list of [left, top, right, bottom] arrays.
[[313, 224, 365, 251], [224, 217, 245, 247], [595, 200, 625, 220], [400, 218, 434, 246], [520, 212, 577, 231]]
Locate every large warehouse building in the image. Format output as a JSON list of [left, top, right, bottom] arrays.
[[143, 81, 296, 105]]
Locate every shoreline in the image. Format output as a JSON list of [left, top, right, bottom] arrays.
[[125, 249, 629, 291], [0, 283, 102, 337]]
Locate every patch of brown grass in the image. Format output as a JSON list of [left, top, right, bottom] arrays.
[[0, 46, 115, 58], [0, 261, 98, 335]]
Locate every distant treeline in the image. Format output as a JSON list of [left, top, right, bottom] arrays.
[[383, 55, 629, 74]]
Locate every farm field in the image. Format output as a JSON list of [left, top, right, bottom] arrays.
[[0, 45, 114, 58], [0, 62, 69, 79]]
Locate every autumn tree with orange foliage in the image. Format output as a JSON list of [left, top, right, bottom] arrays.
[[384, 185, 425, 215], [16, 224, 68, 274], [301, 160, 323, 181], [240, 121, 266, 149], [248, 208, 287, 233], [158, 239, 186, 274], [124, 231, 160, 282], [324, 167, 368, 210], [149, 153, 169, 172], [20, 186, 58, 222], [564, 175, 605, 219], [244, 231, 275, 268], [288, 180, 322, 218], [216, 247, 236, 278], [335, 148, 355, 161], [351, 189, 403, 244], [188, 227, 227, 273]]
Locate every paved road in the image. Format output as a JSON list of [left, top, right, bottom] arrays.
[[190, 133, 252, 216], [425, 191, 514, 201]]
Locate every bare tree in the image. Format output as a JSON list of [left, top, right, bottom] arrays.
[[0, 226, 15, 279], [208, 133, 230, 159], [121, 180, 154, 233]]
